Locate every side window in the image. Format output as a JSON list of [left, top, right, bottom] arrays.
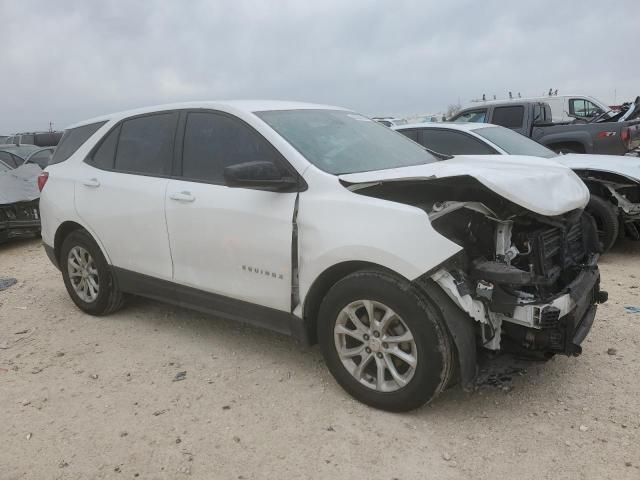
[[20, 134, 35, 145], [89, 125, 121, 170], [50, 121, 107, 165], [115, 113, 177, 176], [492, 106, 524, 129], [569, 99, 601, 118], [452, 109, 487, 123], [419, 129, 497, 155], [27, 149, 54, 168], [0, 151, 17, 167], [398, 129, 419, 142], [181, 112, 285, 184]]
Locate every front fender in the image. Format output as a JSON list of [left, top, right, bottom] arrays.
[[297, 186, 462, 305]]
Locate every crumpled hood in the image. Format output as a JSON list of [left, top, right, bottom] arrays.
[[339, 155, 590, 216], [558, 154, 640, 183]]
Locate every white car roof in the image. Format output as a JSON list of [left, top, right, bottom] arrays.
[[67, 100, 348, 129], [393, 122, 494, 132]]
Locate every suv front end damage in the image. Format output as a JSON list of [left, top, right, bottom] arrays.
[[340, 162, 608, 387], [428, 205, 606, 359]]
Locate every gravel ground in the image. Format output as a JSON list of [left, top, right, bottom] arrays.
[[1, 238, 639, 479]]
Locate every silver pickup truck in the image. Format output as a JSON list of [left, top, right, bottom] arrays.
[[450, 99, 640, 155]]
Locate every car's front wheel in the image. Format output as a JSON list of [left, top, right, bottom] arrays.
[[60, 229, 124, 315], [318, 270, 454, 412]]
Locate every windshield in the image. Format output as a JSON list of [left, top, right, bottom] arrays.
[[256, 109, 437, 174], [473, 126, 557, 159]]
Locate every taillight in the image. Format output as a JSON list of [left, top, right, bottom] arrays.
[[37, 171, 49, 191]]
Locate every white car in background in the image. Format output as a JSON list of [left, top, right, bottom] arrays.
[[395, 122, 640, 251], [39, 101, 606, 411]]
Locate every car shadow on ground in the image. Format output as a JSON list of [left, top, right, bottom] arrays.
[[113, 293, 569, 416]]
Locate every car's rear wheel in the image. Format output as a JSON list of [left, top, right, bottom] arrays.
[[586, 195, 619, 252], [60, 230, 124, 315], [318, 270, 454, 412]]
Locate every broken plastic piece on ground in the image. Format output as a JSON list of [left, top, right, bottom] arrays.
[[0, 277, 17, 291], [623, 305, 640, 314]]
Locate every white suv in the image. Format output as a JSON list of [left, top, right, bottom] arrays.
[[39, 101, 607, 411]]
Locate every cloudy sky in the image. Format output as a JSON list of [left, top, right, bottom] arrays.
[[1, 0, 637, 133]]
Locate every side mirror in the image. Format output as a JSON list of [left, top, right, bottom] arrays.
[[224, 161, 298, 191]]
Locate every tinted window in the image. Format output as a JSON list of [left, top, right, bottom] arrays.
[[181, 112, 284, 183], [451, 109, 487, 123], [419, 129, 497, 155], [115, 113, 177, 175], [27, 149, 54, 168], [257, 110, 437, 175], [90, 125, 120, 170], [0, 151, 18, 167], [492, 106, 524, 129], [50, 121, 107, 165], [474, 126, 556, 159], [398, 129, 419, 142]]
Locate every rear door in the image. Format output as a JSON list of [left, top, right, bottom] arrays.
[[75, 112, 178, 280], [165, 110, 297, 312]]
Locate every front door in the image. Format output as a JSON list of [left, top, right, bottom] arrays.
[[165, 111, 297, 311]]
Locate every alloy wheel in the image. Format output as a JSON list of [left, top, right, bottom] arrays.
[[67, 246, 100, 303], [334, 300, 417, 392]]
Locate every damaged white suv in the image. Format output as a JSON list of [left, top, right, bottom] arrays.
[[39, 101, 607, 411]]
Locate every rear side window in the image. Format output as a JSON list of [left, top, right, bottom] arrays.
[[49, 121, 107, 165], [419, 129, 498, 155], [492, 106, 524, 129], [181, 112, 285, 184], [27, 149, 54, 168], [115, 113, 177, 176], [89, 125, 121, 170]]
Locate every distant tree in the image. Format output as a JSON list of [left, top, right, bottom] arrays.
[[446, 103, 461, 119]]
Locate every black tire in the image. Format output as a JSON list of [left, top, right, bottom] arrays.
[[586, 195, 619, 252], [317, 270, 454, 412], [60, 229, 124, 315]]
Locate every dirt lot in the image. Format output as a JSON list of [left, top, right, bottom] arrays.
[[1, 238, 639, 479]]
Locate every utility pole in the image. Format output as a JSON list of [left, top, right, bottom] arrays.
[[49, 121, 53, 132]]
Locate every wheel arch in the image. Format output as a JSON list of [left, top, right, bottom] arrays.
[[301, 261, 400, 345], [302, 260, 478, 390], [54, 221, 111, 267]]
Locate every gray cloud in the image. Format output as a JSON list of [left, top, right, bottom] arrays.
[[0, 0, 636, 132]]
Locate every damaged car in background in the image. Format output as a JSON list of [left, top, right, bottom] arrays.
[[0, 162, 43, 243], [394, 122, 640, 251], [40, 103, 606, 412]]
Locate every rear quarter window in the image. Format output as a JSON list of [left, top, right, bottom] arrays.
[[49, 121, 107, 165]]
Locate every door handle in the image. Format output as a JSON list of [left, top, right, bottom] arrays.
[[82, 178, 100, 188], [169, 191, 196, 203]]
